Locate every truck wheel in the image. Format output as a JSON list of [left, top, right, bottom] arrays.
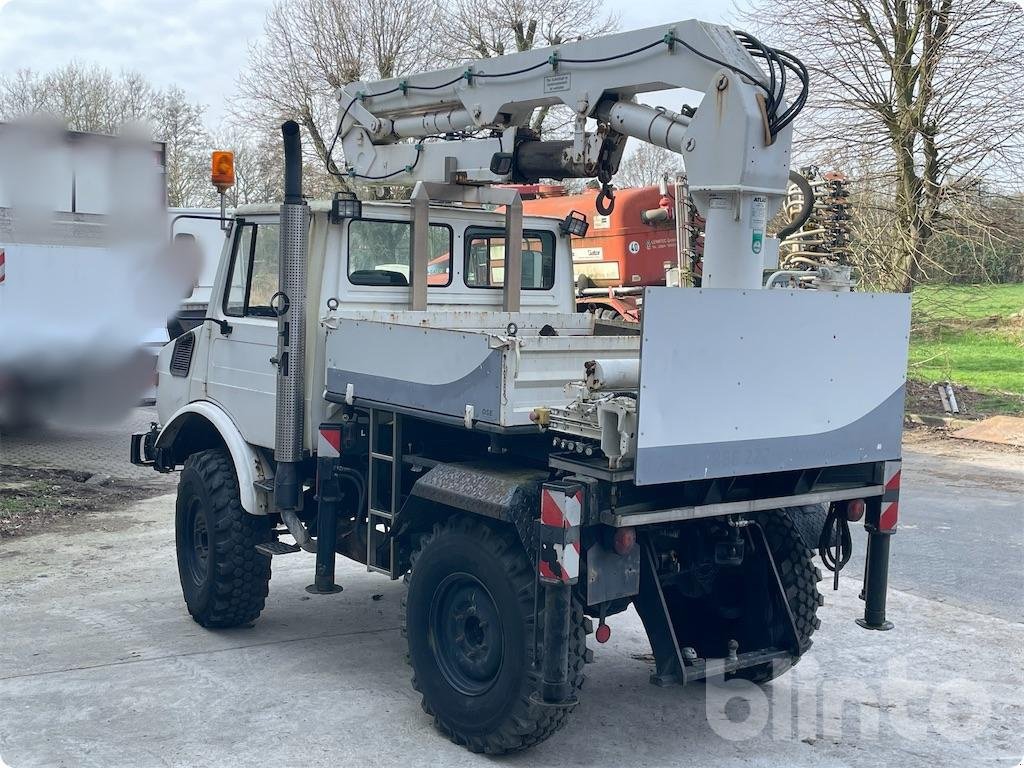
[[737, 510, 824, 683], [175, 448, 272, 628], [404, 516, 586, 754]]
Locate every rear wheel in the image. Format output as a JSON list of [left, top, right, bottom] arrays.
[[656, 510, 823, 684], [404, 516, 586, 754], [735, 510, 824, 683], [175, 449, 272, 628]]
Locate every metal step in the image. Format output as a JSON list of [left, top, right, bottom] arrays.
[[255, 541, 302, 556], [253, 479, 275, 494]]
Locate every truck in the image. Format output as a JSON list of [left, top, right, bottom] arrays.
[[516, 181, 698, 321], [132, 19, 909, 754], [0, 122, 173, 424]]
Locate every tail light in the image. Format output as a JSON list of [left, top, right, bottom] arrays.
[[613, 526, 636, 555], [846, 498, 866, 522]]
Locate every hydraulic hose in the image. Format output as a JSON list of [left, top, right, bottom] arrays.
[[777, 170, 815, 241], [818, 503, 853, 590]]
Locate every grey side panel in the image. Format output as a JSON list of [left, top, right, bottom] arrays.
[[638, 386, 905, 485], [635, 287, 911, 486], [326, 350, 503, 424]]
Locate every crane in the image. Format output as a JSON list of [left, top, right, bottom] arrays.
[[330, 20, 808, 289]]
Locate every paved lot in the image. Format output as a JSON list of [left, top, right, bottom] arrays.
[[0, 420, 1021, 767], [0, 408, 173, 485]]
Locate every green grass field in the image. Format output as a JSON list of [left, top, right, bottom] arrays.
[[909, 283, 1023, 414]]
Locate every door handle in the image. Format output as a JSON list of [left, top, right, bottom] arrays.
[[203, 318, 233, 336]]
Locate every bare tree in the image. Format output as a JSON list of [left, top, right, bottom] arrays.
[[0, 64, 211, 207], [0, 63, 156, 134], [613, 143, 683, 189], [740, 0, 1024, 291], [154, 87, 210, 207], [234, 0, 440, 190]]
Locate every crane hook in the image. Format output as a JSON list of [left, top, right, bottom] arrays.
[[595, 183, 616, 216]]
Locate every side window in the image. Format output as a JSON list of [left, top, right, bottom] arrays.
[[225, 224, 254, 316], [348, 219, 452, 286], [464, 229, 555, 290], [223, 221, 280, 318]]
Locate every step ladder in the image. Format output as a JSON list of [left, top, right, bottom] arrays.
[[367, 409, 401, 575]]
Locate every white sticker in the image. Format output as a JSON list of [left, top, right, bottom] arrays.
[[592, 214, 611, 229], [709, 194, 731, 210], [572, 246, 604, 262], [751, 195, 767, 255], [544, 73, 571, 93], [628, 241, 641, 254]]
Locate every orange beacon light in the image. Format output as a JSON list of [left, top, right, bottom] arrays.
[[211, 151, 235, 191]]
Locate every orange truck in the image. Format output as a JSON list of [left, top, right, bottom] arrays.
[[516, 182, 701, 320]]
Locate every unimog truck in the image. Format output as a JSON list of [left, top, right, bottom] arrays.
[[132, 19, 909, 753]]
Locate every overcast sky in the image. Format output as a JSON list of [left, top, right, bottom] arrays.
[[0, 0, 734, 126]]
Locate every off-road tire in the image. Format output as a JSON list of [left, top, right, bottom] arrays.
[[403, 516, 586, 754], [737, 509, 824, 683], [175, 448, 272, 628]]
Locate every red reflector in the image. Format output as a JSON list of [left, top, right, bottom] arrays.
[[595, 623, 611, 643], [613, 526, 636, 555], [846, 498, 866, 522]]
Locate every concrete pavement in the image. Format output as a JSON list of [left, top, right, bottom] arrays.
[[1, 417, 1021, 766], [0, 488, 1021, 767]]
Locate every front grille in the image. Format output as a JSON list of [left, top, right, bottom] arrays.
[[169, 331, 195, 377]]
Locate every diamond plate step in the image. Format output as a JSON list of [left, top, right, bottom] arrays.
[[255, 541, 302, 556]]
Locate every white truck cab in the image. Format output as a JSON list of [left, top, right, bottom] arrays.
[[155, 200, 591, 451]]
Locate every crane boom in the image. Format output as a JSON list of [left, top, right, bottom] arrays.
[[333, 20, 808, 289]]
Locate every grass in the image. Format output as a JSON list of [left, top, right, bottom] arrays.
[[908, 283, 1023, 415]]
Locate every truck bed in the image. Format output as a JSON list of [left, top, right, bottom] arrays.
[[323, 310, 639, 428]]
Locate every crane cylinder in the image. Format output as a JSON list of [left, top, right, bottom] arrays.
[[585, 358, 640, 391]]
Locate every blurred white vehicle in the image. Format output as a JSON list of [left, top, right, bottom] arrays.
[[167, 207, 230, 338], [0, 121, 182, 426]]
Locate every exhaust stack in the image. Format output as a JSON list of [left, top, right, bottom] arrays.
[[273, 120, 308, 510]]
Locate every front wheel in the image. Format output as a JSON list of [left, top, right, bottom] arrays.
[[175, 449, 272, 628], [404, 517, 586, 754]]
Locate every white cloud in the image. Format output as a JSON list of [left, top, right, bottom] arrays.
[[0, 0, 274, 124]]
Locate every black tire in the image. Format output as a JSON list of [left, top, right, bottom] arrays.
[[737, 510, 824, 683], [175, 448, 272, 628], [403, 516, 586, 754]]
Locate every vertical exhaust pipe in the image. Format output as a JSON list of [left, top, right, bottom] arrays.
[[274, 120, 308, 510]]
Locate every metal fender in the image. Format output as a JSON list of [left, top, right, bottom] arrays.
[[156, 401, 272, 515]]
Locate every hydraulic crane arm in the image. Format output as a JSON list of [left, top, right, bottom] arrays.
[[333, 20, 808, 288]]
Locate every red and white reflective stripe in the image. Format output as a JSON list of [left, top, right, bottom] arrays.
[[879, 460, 901, 532], [538, 484, 582, 584], [317, 426, 342, 458], [0, 248, 6, 284]]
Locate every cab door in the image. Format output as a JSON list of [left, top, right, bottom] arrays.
[[206, 216, 280, 448]]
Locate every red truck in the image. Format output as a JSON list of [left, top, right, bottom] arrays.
[[516, 181, 702, 320]]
